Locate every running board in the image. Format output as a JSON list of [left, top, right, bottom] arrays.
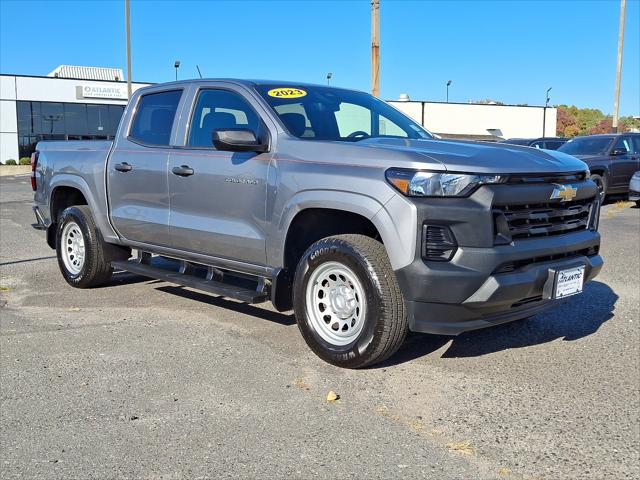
[[111, 259, 268, 304]]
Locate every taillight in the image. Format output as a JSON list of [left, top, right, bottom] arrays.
[[30, 151, 39, 191]]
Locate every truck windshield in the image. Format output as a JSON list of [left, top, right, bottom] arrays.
[[558, 137, 613, 156], [256, 85, 432, 142]]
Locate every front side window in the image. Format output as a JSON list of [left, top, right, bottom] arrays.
[[256, 85, 432, 142], [129, 90, 182, 146], [613, 137, 633, 154], [188, 89, 260, 147]]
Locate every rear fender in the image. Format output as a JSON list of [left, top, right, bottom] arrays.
[[49, 174, 119, 243]]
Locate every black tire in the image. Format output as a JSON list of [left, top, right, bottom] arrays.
[[56, 205, 116, 288], [293, 234, 408, 369], [590, 174, 607, 202]]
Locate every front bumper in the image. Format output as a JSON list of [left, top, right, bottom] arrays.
[[394, 178, 602, 335]]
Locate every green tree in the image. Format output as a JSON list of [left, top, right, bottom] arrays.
[[620, 116, 640, 132], [564, 125, 580, 138]]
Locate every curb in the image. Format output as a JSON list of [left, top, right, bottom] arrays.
[[0, 166, 31, 177]]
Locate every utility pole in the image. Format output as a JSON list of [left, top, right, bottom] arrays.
[[371, 0, 380, 97], [125, 0, 132, 99], [612, 0, 626, 133]]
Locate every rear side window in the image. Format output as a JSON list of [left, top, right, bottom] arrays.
[[129, 90, 182, 145]]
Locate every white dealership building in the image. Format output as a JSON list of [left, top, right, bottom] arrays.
[[0, 66, 149, 163], [388, 98, 557, 141], [1, 65, 557, 163]]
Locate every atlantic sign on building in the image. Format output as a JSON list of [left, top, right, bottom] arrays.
[[76, 84, 129, 100]]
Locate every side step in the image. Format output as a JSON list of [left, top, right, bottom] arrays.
[[111, 259, 268, 304]]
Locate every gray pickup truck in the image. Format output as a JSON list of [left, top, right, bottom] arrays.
[[32, 79, 603, 368]]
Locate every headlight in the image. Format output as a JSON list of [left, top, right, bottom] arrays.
[[385, 169, 506, 197]]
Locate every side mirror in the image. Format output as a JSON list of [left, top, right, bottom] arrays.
[[611, 147, 628, 156], [212, 129, 268, 153]]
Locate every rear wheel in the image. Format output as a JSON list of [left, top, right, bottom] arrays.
[[293, 234, 407, 369], [56, 205, 119, 288]]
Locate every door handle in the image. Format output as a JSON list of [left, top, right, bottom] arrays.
[[115, 162, 133, 172], [172, 165, 194, 177]]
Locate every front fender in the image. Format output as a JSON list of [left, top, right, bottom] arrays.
[[272, 189, 416, 271]]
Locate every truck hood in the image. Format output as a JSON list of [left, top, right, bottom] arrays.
[[359, 138, 588, 174]]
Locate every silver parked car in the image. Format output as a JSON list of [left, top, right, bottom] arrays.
[[630, 171, 640, 205]]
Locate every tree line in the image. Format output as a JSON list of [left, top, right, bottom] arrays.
[[556, 106, 640, 137]]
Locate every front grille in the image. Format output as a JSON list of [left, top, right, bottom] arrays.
[[495, 198, 594, 239], [493, 245, 599, 274], [507, 172, 588, 184]]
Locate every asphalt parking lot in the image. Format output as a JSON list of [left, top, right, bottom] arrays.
[[1, 173, 638, 480]]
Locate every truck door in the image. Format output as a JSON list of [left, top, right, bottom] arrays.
[[167, 87, 270, 265], [609, 136, 637, 189], [107, 89, 183, 246]]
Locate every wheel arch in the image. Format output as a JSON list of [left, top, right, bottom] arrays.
[[270, 190, 416, 311], [48, 174, 117, 248]]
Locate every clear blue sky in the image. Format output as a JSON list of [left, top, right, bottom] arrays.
[[1, 0, 638, 115]]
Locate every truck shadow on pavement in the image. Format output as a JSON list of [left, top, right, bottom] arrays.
[[380, 280, 618, 366], [156, 285, 297, 326]]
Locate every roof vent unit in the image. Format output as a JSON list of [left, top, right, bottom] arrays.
[[47, 65, 124, 81]]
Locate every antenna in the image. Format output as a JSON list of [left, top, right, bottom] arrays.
[[196, 65, 203, 79]]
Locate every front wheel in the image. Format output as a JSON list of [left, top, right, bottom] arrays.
[[293, 234, 408, 369]]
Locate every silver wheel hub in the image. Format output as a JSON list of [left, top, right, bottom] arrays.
[[305, 261, 366, 346], [61, 221, 85, 275], [329, 285, 357, 319]]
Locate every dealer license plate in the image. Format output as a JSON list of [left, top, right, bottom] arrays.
[[554, 266, 585, 299]]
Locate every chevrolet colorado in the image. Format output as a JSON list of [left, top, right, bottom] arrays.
[[32, 80, 603, 368]]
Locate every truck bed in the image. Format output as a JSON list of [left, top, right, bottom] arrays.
[[34, 140, 115, 242]]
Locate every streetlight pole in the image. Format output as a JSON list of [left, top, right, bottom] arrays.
[[371, 0, 380, 97], [174, 60, 181, 81], [542, 87, 552, 137], [125, 0, 132, 99], [446, 80, 452, 103], [326, 72, 332, 85], [612, 0, 626, 133]]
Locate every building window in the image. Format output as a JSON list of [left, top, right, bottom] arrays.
[[16, 100, 125, 158]]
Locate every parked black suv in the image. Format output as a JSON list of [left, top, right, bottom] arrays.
[[558, 133, 640, 199], [500, 137, 568, 150]]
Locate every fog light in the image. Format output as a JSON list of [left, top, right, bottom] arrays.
[[422, 225, 457, 261]]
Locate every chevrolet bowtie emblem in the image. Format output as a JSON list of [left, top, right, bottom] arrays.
[[550, 184, 578, 202]]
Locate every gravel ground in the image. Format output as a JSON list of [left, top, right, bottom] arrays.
[[1, 174, 638, 479]]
